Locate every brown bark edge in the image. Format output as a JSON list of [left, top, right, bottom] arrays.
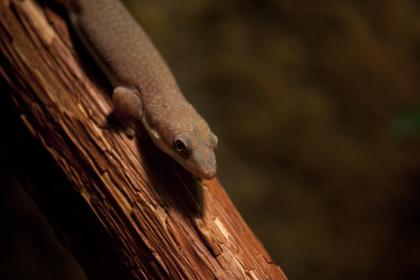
[[0, 1, 288, 279]]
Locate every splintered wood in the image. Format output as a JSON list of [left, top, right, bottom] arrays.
[[0, 1, 287, 279]]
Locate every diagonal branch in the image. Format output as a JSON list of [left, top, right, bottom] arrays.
[[0, 0, 287, 279]]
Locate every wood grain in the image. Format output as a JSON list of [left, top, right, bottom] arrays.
[[0, 1, 287, 279]]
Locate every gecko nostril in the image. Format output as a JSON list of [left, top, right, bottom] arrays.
[[202, 160, 217, 179]]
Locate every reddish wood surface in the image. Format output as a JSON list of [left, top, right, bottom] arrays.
[[0, 1, 287, 279]]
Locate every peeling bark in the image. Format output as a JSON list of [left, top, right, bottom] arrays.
[[0, 1, 287, 279]]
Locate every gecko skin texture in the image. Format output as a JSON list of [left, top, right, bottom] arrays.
[[66, 0, 218, 179]]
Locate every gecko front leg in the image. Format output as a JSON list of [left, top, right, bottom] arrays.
[[112, 87, 143, 138]]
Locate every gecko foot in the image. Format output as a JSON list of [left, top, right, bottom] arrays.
[[102, 111, 136, 139]]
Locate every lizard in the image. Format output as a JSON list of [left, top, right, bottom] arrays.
[[58, 0, 218, 179]]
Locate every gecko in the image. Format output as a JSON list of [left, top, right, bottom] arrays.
[[59, 0, 218, 179]]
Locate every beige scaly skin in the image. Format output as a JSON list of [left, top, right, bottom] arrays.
[[66, 0, 218, 179]]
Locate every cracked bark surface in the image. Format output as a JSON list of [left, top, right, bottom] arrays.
[[0, 0, 288, 279]]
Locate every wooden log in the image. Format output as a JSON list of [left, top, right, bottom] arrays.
[[0, 0, 287, 279]]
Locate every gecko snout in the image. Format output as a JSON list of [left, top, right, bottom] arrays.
[[190, 148, 217, 179]]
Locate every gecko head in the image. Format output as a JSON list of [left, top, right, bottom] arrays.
[[145, 115, 218, 179], [170, 130, 218, 179]]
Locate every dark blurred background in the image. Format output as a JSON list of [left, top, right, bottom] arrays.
[[2, 0, 420, 279]]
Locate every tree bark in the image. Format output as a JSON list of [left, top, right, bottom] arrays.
[[0, 0, 287, 279]]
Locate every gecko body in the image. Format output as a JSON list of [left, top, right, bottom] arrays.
[[64, 0, 218, 179]]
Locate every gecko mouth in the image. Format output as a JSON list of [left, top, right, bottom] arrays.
[[189, 151, 217, 179], [198, 164, 217, 179]]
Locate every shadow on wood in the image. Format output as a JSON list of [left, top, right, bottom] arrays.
[[0, 0, 287, 279]]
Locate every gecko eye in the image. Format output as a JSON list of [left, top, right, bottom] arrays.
[[174, 137, 190, 157]]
